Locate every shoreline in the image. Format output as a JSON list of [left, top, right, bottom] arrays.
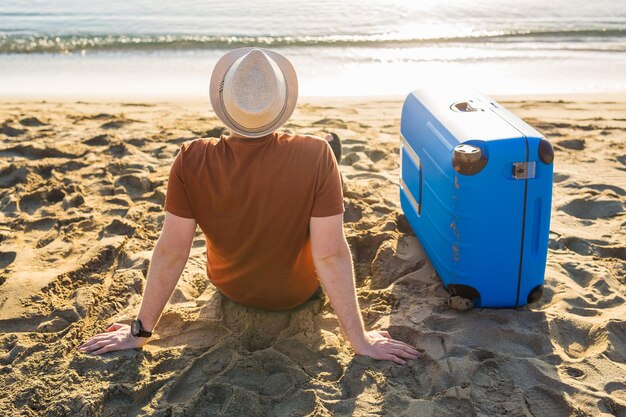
[[1, 91, 625, 104]]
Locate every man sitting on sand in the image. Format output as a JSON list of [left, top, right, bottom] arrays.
[[78, 48, 420, 365]]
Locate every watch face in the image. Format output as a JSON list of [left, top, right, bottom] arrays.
[[131, 320, 140, 337]]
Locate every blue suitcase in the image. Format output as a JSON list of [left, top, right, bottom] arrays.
[[399, 89, 554, 308]]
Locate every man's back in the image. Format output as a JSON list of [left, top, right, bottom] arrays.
[[165, 132, 344, 309], [79, 47, 420, 367]]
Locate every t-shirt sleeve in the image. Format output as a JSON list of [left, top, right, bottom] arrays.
[[311, 142, 345, 217], [164, 145, 195, 219]]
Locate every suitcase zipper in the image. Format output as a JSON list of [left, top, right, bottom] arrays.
[[515, 138, 530, 308], [490, 106, 532, 308]]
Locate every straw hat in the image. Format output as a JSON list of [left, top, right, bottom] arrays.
[[209, 47, 298, 138]]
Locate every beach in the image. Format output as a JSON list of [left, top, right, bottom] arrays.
[[0, 94, 624, 416]]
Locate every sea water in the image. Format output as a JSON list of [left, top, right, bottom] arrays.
[[0, 0, 624, 97]]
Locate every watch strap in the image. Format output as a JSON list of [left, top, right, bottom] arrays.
[[133, 319, 153, 338]]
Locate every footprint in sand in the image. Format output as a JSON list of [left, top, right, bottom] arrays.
[[370, 238, 423, 289], [105, 197, 131, 207], [104, 141, 131, 157], [236, 315, 291, 352], [0, 340, 25, 364], [103, 219, 135, 236], [556, 236, 594, 255], [166, 347, 235, 404], [342, 151, 367, 165], [0, 144, 82, 160], [0, 251, 16, 270], [549, 316, 607, 360], [605, 320, 626, 363], [19, 188, 66, 214], [24, 217, 57, 232], [343, 150, 386, 173], [83, 133, 113, 146], [346, 232, 390, 284], [590, 277, 618, 298], [565, 306, 600, 317], [207, 357, 316, 416], [344, 143, 366, 151], [87, 113, 115, 120], [191, 126, 227, 137], [365, 149, 387, 163], [100, 118, 136, 130], [108, 162, 153, 176], [62, 194, 85, 210], [343, 201, 364, 223], [562, 365, 585, 379], [552, 172, 570, 184], [567, 289, 624, 310], [19, 117, 47, 127], [312, 118, 348, 129], [557, 139, 585, 150], [126, 138, 149, 147], [0, 123, 27, 137], [114, 174, 156, 197], [559, 197, 624, 220], [36, 316, 70, 333], [584, 183, 626, 196], [36, 229, 59, 249], [38, 161, 87, 177], [561, 261, 595, 287], [595, 245, 626, 261], [600, 397, 626, 417], [0, 164, 29, 188], [218, 350, 304, 397], [524, 385, 574, 417], [471, 359, 505, 389], [271, 391, 317, 416]]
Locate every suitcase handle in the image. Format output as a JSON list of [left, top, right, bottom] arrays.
[[451, 101, 478, 112]]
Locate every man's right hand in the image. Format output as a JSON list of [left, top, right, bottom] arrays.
[[310, 214, 423, 366], [352, 330, 422, 365], [77, 323, 147, 355]]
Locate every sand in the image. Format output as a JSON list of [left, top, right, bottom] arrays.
[[0, 95, 625, 416]]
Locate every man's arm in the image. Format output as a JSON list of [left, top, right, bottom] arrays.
[[310, 214, 421, 365], [78, 211, 196, 355]]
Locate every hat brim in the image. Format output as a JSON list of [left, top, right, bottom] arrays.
[[209, 48, 298, 138]]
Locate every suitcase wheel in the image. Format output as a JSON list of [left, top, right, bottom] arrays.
[[527, 285, 544, 304], [447, 295, 474, 311], [447, 284, 480, 300], [446, 284, 480, 311]]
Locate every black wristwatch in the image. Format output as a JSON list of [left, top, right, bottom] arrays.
[[131, 319, 153, 338]]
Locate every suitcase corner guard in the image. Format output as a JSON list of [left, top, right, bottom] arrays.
[[538, 138, 554, 165], [452, 143, 488, 175]]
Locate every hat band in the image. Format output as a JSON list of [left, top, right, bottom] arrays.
[[219, 84, 289, 135]]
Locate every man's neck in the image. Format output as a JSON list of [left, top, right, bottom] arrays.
[[228, 131, 275, 140]]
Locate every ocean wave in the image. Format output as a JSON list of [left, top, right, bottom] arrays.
[[0, 29, 624, 54]]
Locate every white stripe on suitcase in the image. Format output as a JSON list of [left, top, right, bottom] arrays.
[[400, 177, 420, 214], [400, 135, 421, 169]]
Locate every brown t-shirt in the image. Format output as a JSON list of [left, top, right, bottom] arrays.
[[164, 131, 344, 310]]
